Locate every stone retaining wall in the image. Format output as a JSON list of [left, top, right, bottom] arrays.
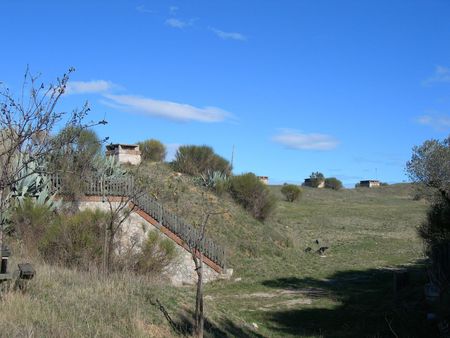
[[73, 198, 232, 285]]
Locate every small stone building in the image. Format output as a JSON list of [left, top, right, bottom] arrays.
[[106, 144, 141, 165], [258, 176, 269, 185], [359, 180, 380, 188], [303, 178, 325, 188]]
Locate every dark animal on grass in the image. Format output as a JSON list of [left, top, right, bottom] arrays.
[[304, 247, 312, 253], [317, 247, 329, 255]]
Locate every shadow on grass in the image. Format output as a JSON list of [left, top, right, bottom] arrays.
[[171, 311, 265, 338], [261, 262, 435, 337]]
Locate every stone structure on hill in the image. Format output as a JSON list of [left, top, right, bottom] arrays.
[[258, 176, 269, 185], [303, 178, 325, 188], [49, 173, 232, 286], [76, 197, 232, 285], [106, 144, 141, 165], [359, 180, 380, 188]]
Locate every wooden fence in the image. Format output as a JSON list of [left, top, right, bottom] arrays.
[[47, 174, 226, 269]]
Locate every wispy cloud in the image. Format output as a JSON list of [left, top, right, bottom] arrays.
[[102, 94, 231, 123], [416, 113, 450, 130], [169, 6, 178, 15], [210, 27, 246, 41], [424, 65, 450, 85], [165, 18, 193, 29], [136, 5, 154, 14], [65, 80, 117, 95], [272, 129, 339, 151]]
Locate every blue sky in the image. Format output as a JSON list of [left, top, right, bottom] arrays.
[[1, 0, 450, 186]]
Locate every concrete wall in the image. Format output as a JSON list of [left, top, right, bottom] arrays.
[[106, 145, 141, 165], [75, 200, 231, 285], [117, 152, 141, 165]]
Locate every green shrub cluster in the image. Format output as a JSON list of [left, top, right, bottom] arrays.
[[39, 209, 107, 268], [229, 173, 276, 221], [171, 145, 231, 176], [305, 172, 343, 190], [324, 177, 343, 190], [281, 184, 302, 202], [138, 139, 167, 162], [11, 198, 55, 253], [11, 202, 178, 273], [419, 198, 450, 248], [134, 231, 177, 274]]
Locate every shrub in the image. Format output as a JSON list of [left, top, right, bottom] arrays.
[[39, 209, 108, 269], [138, 139, 167, 162], [11, 198, 55, 253], [134, 231, 177, 274], [419, 198, 450, 282], [419, 198, 450, 248], [229, 173, 276, 221], [324, 177, 343, 190], [171, 145, 231, 176], [281, 184, 302, 202]]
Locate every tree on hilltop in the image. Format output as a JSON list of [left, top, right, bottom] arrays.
[[171, 145, 231, 176], [138, 139, 167, 162]]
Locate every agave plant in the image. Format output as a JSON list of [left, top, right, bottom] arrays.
[[92, 154, 126, 179], [195, 170, 230, 190], [11, 154, 60, 211]]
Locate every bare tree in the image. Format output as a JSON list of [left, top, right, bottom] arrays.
[[0, 67, 105, 249], [189, 194, 227, 338], [103, 194, 136, 273], [101, 174, 146, 273]]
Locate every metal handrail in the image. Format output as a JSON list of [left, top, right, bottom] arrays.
[[47, 173, 226, 268]]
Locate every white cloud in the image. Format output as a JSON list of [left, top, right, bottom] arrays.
[[424, 65, 450, 85], [210, 28, 246, 41], [416, 114, 450, 130], [102, 94, 231, 123], [166, 18, 190, 29], [65, 80, 116, 95], [272, 130, 339, 151], [136, 5, 154, 14]]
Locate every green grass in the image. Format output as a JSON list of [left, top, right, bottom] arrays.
[[198, 184, 430, 337], [1, 163, 432, 337], [133, 164, 431, 336]]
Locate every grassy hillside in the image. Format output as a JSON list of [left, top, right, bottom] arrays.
[[0, 164, 431, 337], [204, 183, 430, 337]]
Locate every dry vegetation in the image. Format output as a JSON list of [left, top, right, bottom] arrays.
[[2, 162, 431, 337]]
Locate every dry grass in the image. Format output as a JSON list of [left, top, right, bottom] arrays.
[[0, 165, 432, 337], [0, 260, 188, 337]]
